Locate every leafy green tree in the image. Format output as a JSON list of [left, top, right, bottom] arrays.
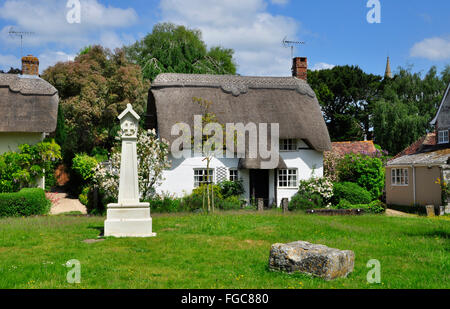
[[308, 65, 382, 141], [372, 65, 449, 154], [125, 23, 236, 81], [42, 45, 149, 161]]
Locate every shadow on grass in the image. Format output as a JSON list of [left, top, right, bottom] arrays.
[[88, 224, 104, 237], [405, 229, 450, 240]]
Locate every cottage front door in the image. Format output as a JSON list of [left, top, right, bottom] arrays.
[[249, 169, 269, 207]]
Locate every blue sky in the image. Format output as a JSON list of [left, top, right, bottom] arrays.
[[0, 0, 449, 77]]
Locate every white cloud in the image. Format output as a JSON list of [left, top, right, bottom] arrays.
[[311, 62, 335, 71], [0, 0, 138, 48], [38, 51, 76, 73], [159, 0, 300, 76], [410, 36, 450, 61], [271, 0, 289, 5]]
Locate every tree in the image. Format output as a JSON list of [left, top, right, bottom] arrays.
[[308, 65, 382, 141], [372, 65, 449, 154], [42, 45, 149, 161], [0, 67, 21, 74], [125, 23, 237, 81], [192, 97, 226, 213]]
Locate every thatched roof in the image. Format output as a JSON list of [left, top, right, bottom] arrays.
[[150, 74, 331, 155], [0, 74, 58, 133]]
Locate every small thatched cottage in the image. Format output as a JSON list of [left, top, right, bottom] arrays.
[[0, 56, 59, 187], [147, 58, 331, 206]]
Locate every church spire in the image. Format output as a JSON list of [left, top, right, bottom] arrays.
[[385, 56, 392, 79]]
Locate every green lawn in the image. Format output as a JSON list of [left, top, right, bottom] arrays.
[[0, 211, 448, 289]]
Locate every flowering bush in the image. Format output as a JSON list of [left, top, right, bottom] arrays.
[[289, 177, 334, 210], [435, 178, 449, 205], [298, 177, 334, 201], [94, 128, 171, 204]]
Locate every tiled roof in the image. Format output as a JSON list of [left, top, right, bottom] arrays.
[[393, 133, 437, 159], [328, 141, 378, 156], [387, 148, 450, 166]]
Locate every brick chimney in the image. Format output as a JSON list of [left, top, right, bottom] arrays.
[[22, 55, 39, 75], [292, 57, 307, 81]]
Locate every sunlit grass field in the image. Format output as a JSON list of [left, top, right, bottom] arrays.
[[0, 210, 448, 289]]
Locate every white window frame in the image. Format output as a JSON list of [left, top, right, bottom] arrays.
[[391, 168, 409, 186], [229, 169, 239, 182], [280, 139, 297, 151], [194, 169, 214, 187], [438, 130, 449, 144], [278, 169, 298, 188]]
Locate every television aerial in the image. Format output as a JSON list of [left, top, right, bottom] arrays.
[[282, 37, 305, 59], [8, 27, 35, 59]]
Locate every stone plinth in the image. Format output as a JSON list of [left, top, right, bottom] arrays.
[[269, 241, 354, 281], [105, 203, 155, 238]]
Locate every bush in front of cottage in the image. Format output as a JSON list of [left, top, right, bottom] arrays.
[[0, 188, 51, 218]]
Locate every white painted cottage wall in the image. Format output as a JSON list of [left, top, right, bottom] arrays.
[[157, 156, 245, 197], [277, 149, 324, 206], [156, 141, 324, 207], [0, 132, 45, 154]]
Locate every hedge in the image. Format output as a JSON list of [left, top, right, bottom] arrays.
[[332, 182, 372, 205], [0, 188, 51, 218]]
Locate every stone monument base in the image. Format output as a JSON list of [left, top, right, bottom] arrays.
[[104, 203, 156, 238]]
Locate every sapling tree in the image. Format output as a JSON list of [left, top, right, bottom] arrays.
[[192, 97, 227, 213]]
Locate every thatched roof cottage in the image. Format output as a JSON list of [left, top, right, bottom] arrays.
[[0, 56, 59, 188], [147, 57, 331, 206]]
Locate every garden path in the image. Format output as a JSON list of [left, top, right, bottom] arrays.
[[47, 192, 87, 215]]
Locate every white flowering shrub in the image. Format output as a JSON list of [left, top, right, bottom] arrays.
[[94, 128, 171, 202], [289, 177, 334, 210], [299, 177, 334, 201]]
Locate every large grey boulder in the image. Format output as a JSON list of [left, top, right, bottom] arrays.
[[269, 241, 355, 281]]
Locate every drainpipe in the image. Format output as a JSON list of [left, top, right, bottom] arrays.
[[413, 166, 416, 205]]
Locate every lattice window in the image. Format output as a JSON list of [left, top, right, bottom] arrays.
[[216, 167, 228, 184]]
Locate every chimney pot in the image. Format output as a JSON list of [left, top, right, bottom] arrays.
[[21, 55, 39, 76], [292, 57, 308, 81]]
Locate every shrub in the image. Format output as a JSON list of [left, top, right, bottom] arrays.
[[0, 141, 61, 193], [289, 192, 324, 211], [149, 195, 182, 213], [219, 195, 242, 210], [289, 177, 333, 211], [218, 180, 245, 199], [0, 188, 51, 218], [336, 154, 385, 200], [72, 154, 98, 182], [336, 199, 353, 209], [332, 182, 372, 205], [79, 186, 90, 207], [334, 199, 386, 214], [364, 200, 386, 214]]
